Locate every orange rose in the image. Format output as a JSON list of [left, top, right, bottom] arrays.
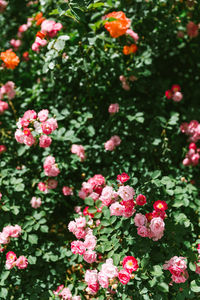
[[35, 12, 45, 26], [104, 11, 131, 38], [0, 49, 20, 69], [123, 44, 138, 55]]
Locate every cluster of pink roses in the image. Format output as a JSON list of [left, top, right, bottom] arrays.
[[0, 225, 22, 251], [71, 144, 85, 161], [165, 84, 183, 102], [5, 251, 28, 270], [163, 256, 188, 284], [15, 109, 58, 147], [32, 19, 62, 52], [69, 216, 97, 264], [134, 200, 168, 241], [0, 81, 15, 100], [182, 143, 200, 167], [78, 174, 105, 201], [30, 196, 42, 209], [180, 120, 200, 143], [104, 135, 121, 151], [108, 103, 119, 114], [37, 156, 60, 193], [85, 256, 138, 295], [0, 81, 16, 114], [53, 284, 81, 300], [119, 74, 137, 91]]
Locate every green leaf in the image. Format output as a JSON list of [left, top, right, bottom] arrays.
[[84, 197, 94, 206], [190, 280, 200, 293], [152, 170, 161, 179], [158, 282, 169, 293], [28, 234, 38, 245]]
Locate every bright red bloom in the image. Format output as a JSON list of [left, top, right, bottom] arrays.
[[23, 128, 31, 136], [153, 200, 168, 212], [6, 251, 17, 262], [123, 44, 138, 55], [22, 51, 29, 61], [152, 210, 166, 220], [0, 145, 6, 153], [171, 84, 181, 93], [136, 194, 146, 206], [165, 90, 172, 99], [117, 172, 130, 183], [123, 256, 138, 273], [145, 212, 153, 222], [189, 143, 196, 150], [83, 206, 94, 218]]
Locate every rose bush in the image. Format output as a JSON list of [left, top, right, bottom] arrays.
[[0, 0, 200, 299]]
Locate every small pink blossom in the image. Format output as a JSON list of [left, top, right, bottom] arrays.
[[62, 186, 73, 196], [108, 103, 119, 114], [83, 250, 97, 263], [30, 196, 42, 208], [15, 255, 28, 269]]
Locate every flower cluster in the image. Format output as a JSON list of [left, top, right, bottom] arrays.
[[119, 74, 137, 91], [108, 103, 119, 114], [15, 109, 58, 147], [180, 120, 200, 143], [182, 143, 200, 166], [134, 200, 167, 241], [0, 49, 20, 70], [165, 84, 183, 102], [69, 216, 97, 264], [85, 256, 138, 295], [163, 256, 188, 284], [43, 156, 60, 177], [0, 81, 15, 100], [104, 135, 121, 151], [0, 225, 22, 250], [32, 18, 62, 52], [6, 251, 28, 270], [53, 284, 81, 300], [38, 178, 58, 194], [17, 17, 33, 38], [79, 174, 105, 201], [118, 256, 138, 285], [71, 144, 85, 161], [104, 11, 131, 38], [10, 39, 22, 51]]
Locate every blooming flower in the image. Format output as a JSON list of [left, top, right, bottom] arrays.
[[123, 256, 138, 273], [0, 49, 20, 69], [104, 11, 131, 38]]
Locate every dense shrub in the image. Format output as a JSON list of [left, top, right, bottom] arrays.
[[0, 0, 200, 299]]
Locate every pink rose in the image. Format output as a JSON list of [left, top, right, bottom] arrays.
[[111, 135, 121, 146], [98, 272, 109, 288], [126, 29, 139, 42], [149, 217, 165, 235], [15, 256, 28, 269], [110, 202, 124, 216], [68, 221, 77, 233], [38, 109, 49, 122], [71, 240, 86, 255], [118, 269, 130, 285], [134, 213, 147, 227], [101, 258, 118, 278], [187, 21, 199, 38], [172, 91, 183, 102], [30, 197, 42, 208], [84, 234, 97, 250], [117, 185, 135, 201], [108, 103, 119, 114], [62, 186, 73, 196], [47, 179, 58, 189], [137, 226, 149, 237], [83, 250, 97, 263], [75, 216, 86, 228], [104, 139, 115, 151], [39, 135, 52, 148]]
